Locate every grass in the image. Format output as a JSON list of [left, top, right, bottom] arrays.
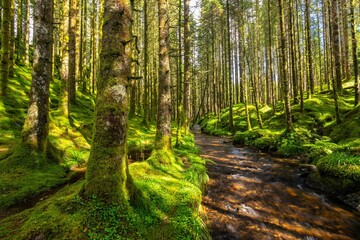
[[0, 65, 209, 239], [200, 81, 360, 182]]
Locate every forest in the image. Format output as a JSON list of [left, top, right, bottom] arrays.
[[0, 0, 360, 239]]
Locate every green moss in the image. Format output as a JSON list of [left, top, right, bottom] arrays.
[[0, 134, 209, 240], [0, 143, 67, 210]]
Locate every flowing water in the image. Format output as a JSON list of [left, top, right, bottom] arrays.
[[194, 127, 360, 240]]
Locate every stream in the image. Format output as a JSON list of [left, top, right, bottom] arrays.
[[194, 127, 360, 240]]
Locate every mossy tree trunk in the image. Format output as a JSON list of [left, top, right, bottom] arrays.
[[183, 0, 190, 134], [16, 0, 23, 63], [84, 0, 132, 204], [278, 0, 292, 132], [8, 0, 14, 78], [24, 0, 30, 66], [226, 0, 234, 133], [59, 0, 69, 116], [68, 0, 77, 104], [155, 0, 172, 152], [1, 0, 11, 95], [142, 0, 149, 128], [305, 0, 314, 97], [350, 0, 359, 106], [22, 0, 53, 153], [330, 0, 341, 123]]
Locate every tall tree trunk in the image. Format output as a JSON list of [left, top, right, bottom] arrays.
[[340, 0, 349, 81], [267, 0, 276, 113], [351, 0, 359, 106], [24, 0, 30, 65], [330, 0, 341, 123], [305, 0, 314, 97], [68, 0, 77, 104], [155, 0, 172, 152], [22, 0, 53, 152], [84, 0, 132, 203], [1, 0, 11, 95], [8, 0, 14, 78], [16, 0, 23, 63], [60, 0, 69, 116], [183, 0, 191, 133], [226, 0, 234, 132], [289, 0, 298, 104], [279, 0, 292, 131], [142, 0, 149, 127]]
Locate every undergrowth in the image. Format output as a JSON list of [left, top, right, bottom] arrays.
[[0, 66, 210, 239], [200, 84, 360, 182]]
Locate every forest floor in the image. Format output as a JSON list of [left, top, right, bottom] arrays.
[[199, 80, 360, 211], [0, 66, 209, 239]]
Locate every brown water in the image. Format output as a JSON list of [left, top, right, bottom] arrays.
[[194, 127, 360, 240]]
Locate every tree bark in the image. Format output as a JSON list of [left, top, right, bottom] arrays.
[[226, 0, 234, 132], [24, 0, 30, 65], [330, 0, 341, 123], [155, 0, 172, 151], [8, 0, 14, 77], [1, 0, 11, 95], [84, 0, 132, 203], [183, 0, 191, 133], [22, 0, 53, 152], [305, 0, 314, 97], [278, 0, 292, 131], [68, 0, 77, 104], [351, 0, 359, 106]]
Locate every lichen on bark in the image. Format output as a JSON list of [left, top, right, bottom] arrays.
[[84, 0, 133, 204], [21, 0, 53, 153]]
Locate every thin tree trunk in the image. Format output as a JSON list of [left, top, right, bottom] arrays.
[[16, 0, 23, 63], [289, 0, 298, 104], [22, 0, 53, 152], [226, 0, 234, 132], [330, 0, 341, 123], [305, 0, 314, 97], [142, 0, 149, 127], [279, 0, 292, 131], [1, 0, 11, 95], [155, 0, 172, 152], [24, 0, 30, 65], [68, 0, 78, 104], [351, 0, 359, 106], [183, 0, 191, 133], [8, 0, 14, 78], [60, 0, 69, 116]]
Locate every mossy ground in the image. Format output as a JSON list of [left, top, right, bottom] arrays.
[[200, 81, 360, 183], [0, 65, 209, 239]]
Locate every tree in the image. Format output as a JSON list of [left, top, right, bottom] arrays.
[[1, 0, 11, 95], [21, 0, 53, 152], [350, 0, 359, 106], [24, 0, 30, 65], [84, 0, 133, 203], [278, 0, 292, 131], [226, 0, 234, 132], [59, 0, 70, 116], [183, 0, 191, 133], [68, 0, 78, 104], [154, 0, 172, 152], [330, 0, 341, 123], [305, 0, 314, 97]]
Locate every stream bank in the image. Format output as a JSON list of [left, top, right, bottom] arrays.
[[194, 126, 360, 239]]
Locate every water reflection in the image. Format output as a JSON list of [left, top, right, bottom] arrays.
[[195, 130, 360, 240]]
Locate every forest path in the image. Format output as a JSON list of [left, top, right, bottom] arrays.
[[193, 126, 360, 240]]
